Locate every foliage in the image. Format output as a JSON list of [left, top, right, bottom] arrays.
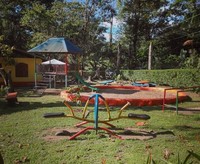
[[20, 0, 114, 71], [0, 35, 15, 65], [0, 34, 16, 92], [121, 69, 200, 87], [21, 1, 84, 39], [0, 85, 8, 97], [118, 0, 170, 69], [176, 150, 200, 164], [1, 0, 200, 72], [0, 0, 31, 50], [117, 0, 200, 70], [182, 52, 200, 69]]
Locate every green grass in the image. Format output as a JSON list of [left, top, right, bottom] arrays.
[[0, 89, 200, 164]]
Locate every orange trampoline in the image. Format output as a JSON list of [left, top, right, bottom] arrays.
[[60, 85, 187, 106]]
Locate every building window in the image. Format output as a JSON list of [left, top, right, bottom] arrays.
[[15, 63, 28, 77]]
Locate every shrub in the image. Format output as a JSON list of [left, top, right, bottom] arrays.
[[121, 69, 200, 87]]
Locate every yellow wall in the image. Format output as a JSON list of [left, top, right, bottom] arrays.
[[0, 57, 42, 83]]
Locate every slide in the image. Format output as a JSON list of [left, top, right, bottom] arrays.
[[75, 73, 99, 92]]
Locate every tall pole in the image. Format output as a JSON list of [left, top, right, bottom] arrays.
[[65, 54, 68, 87], [148, 41, 152, 70], [109, 14, 113, 49]]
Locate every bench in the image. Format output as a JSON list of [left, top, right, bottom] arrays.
[[5, 92, 18, 105]]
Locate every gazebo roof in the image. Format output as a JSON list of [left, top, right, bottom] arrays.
[[28, 37, 82, 54]]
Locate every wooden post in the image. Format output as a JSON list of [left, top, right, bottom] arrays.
[[34, 55, 37, 88], [78, 54, 82, 76]]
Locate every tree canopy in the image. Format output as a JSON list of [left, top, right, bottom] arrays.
[[0, 0, 199, 72]]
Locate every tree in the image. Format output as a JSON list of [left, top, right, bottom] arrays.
[[0, 36, 15, 92], [0, 0, 53, 92], [74, 0, 117, 73], [152, 0, 200, 69], [0, 0, 32, 50], [118, 0, 170, 69]]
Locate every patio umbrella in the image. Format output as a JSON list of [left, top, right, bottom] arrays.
[[28, 37, 82, 87], [41, 59, 65, 65]]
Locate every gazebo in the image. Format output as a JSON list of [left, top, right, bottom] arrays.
[[28, 37, 82, 88]]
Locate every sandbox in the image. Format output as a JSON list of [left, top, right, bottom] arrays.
[[60, 85, 187, 106]]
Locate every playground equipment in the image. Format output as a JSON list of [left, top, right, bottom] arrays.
[[162, 86, 200, 114], [61, 85, 188, 106], [99, 80, 114, 85], [44, 93, 150, 140], [132, 80, 156, 87], [75, 73, 99, 92]]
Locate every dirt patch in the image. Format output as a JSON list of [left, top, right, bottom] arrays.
[[42, 127, 82, 141], [41, 126, 175, 141], [82, 88, 176, 99]]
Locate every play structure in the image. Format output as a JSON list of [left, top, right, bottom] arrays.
[[162, 86, 200, 114], [75, 73, 99, 92], [44, 93, 150, 140], [61, 85, 188, 106], [28, 37, 82, 88], [99, 80, 114, 85], [132, 80, 156, 87]]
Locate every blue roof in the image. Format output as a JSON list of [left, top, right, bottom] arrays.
[[28, 37, 82, 54]]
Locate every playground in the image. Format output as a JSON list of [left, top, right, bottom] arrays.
[[1, 1, 200, 163], [0, 87, 200, 163], [1, 50, 199, 162]]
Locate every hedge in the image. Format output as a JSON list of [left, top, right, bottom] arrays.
[[121, 69, 200, 87]]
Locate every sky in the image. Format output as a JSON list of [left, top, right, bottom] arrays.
[[101, 17, 122, 42]]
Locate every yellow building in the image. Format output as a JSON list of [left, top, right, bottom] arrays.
[[0, 50, 42, 87]]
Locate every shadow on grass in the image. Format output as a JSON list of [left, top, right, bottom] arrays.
[[118, 130, 175, 140], [140, 105, 200, 113], [178, 107, 200, 112], [0, 101, 64, 115], [42, 126, 176, 141], [173, 125, 200, 131]]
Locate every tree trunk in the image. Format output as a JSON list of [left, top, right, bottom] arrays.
[[0, 68, 14, 93], [7, 70, 14, 92], [0, 68, 8, 86], [109, 14, 113, 49], [116, 43, 121, 74]]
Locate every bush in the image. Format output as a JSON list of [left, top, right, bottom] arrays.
[[121, 69, 200, 87], [0, 85, 7, 97]]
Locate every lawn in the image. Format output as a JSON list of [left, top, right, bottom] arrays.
[[0, 88, 200, 164]]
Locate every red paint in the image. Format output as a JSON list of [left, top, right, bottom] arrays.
[[61, 85, 188, 106]]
